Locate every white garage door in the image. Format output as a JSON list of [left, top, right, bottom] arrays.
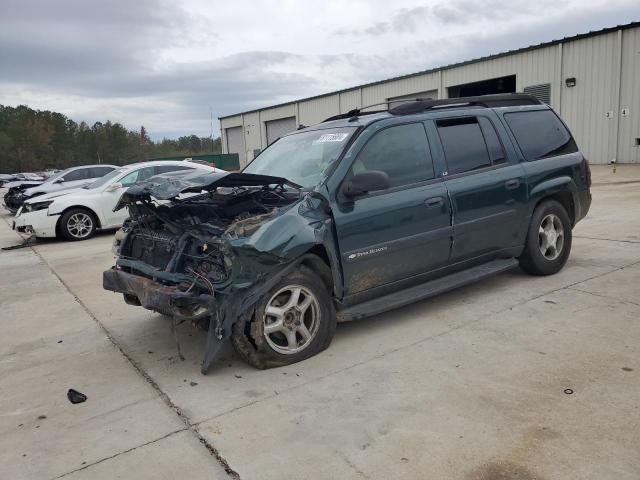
[[266, 117, 297, 145], [226, 126, 246, 166], [388, 90, 438, 108]]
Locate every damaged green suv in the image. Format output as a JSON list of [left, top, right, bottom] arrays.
[[104, 94, 592, 372]]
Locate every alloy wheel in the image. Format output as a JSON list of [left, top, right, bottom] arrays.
[[67, 212, 93, 239], [262, 285, 320, 355], [538, 213, 564, 261]]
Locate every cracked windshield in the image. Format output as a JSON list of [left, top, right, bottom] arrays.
[[243, 127, 356, 188]]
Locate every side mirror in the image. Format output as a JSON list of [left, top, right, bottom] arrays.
[[340, 171, 390, 199], [54, 178, 64, 184], [106, 182, 123, 192]]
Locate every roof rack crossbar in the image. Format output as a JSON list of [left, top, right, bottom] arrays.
[[322, 94, 541, 122]]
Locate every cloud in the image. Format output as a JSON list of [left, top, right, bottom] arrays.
[[0, 0, 638, 139]]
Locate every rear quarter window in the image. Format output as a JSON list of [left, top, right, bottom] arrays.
[[504, 110, 578, 161]]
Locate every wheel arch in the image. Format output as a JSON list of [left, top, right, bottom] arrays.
[[55, 205, 102, 235], [529, 176, 577, 226], [299, 247, 335, 295]]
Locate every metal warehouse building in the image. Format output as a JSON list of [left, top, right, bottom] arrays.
[[220, 22, 640, 167]]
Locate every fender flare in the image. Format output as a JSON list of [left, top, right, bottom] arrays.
[[528, 176, 578, 220]]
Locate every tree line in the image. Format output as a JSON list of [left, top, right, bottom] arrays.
[[0, 105, 222, 173]]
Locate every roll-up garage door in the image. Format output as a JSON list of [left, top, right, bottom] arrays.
[[266, 117, 297, 145], [226, 126, 246, 166]]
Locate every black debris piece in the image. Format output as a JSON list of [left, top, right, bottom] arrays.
[[67, 389, 87, 404]]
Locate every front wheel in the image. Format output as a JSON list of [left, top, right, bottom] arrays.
[[231, 266, 336, 369], [519, 200, 572, 276], [59, 208, 97, 241]]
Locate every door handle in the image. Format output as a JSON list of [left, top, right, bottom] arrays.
[[505, 179, 520, 190], [425, 196, 444, 207]]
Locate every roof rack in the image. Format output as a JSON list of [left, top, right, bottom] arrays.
[[321, 93, 542, 122], [389, 93, 542, 115], [323, 109, 386, 122]]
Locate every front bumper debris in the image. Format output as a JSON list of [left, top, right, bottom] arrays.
[[103, 268, 217, 320]]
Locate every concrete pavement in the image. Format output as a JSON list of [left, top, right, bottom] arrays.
[[1, 164, 639, 479]]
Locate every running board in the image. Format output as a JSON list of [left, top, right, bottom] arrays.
[[337, 258, 518, 321]]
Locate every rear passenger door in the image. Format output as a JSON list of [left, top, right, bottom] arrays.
[[333, 122, 452, 296], [88, 166, 115, 182], [434, 113, 527, 261]]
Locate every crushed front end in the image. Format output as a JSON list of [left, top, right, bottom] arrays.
[[103, 171, 306, 372]]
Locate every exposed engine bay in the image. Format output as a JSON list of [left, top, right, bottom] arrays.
[[103, 170, 336, 373], [116, 185, 301, 303]]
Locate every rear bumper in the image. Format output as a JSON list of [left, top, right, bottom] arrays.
[[103, 268, 218, 320], [575, 188, 592, 224]]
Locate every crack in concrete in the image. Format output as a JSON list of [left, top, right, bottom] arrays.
[[52, 428, 187, 479], [574, 235, 640, 244], [567, 286, 640, 308], [26, 243, 241, 480]]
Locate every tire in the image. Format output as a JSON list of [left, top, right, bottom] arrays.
[[519, 200, 572, 276], [231, 266, 336, 369], [59, 208, 98, 241]]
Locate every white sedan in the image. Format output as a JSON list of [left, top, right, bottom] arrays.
[[13, 160, 219, 241]]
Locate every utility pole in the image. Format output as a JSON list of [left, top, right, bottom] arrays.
[[209, 107, 213, 151]]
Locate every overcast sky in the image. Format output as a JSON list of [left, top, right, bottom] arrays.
[[1, 0, 638, 140]]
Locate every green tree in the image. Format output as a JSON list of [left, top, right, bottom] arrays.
[[0, 104, 224, 173]]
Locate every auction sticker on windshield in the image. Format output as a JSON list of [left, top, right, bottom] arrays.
[[314, 133, 349, 143]]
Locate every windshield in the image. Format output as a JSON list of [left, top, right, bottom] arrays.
[[84, 168, 125, 189], [243, 127, 356, 188]]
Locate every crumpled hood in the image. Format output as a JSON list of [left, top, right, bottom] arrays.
[[5, 180, 43, 190], [115, 170, 300, 209], [23, 187, 85, 203]]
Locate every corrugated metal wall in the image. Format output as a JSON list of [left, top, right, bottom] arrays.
[[619, 27, 640, 163], [561, 31, 619, 163], [221, 24, 640, 164]]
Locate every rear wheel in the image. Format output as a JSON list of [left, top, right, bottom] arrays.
[[59, 208, 97, 241], [519, 200, 572, 276], [231, 266, 336, 369]]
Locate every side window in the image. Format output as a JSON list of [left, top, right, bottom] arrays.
[[352, 123, 434, 188], [62, 169, 89, 182], [436, 117, 491, 174], [478, 117, 506, 164], [154, 165, 193, 174], [504, 110, 578, 161], [89, 167, 114, 178], [120, 167, 155, 187]]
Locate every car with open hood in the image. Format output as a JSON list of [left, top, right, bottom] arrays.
[[13, 160, 219, 241], [103, 94, 592, 373]]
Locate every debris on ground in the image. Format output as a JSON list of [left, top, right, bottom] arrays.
[[564, 388, 574, 395], [1, 236, 35, 250], [67, 389, 87, 404]]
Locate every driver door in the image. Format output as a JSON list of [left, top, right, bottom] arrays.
[[332, 122, 452, 296]]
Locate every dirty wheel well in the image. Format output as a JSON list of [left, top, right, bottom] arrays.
[[301, 247, 334, 293], [538, 192, 575, 226]]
